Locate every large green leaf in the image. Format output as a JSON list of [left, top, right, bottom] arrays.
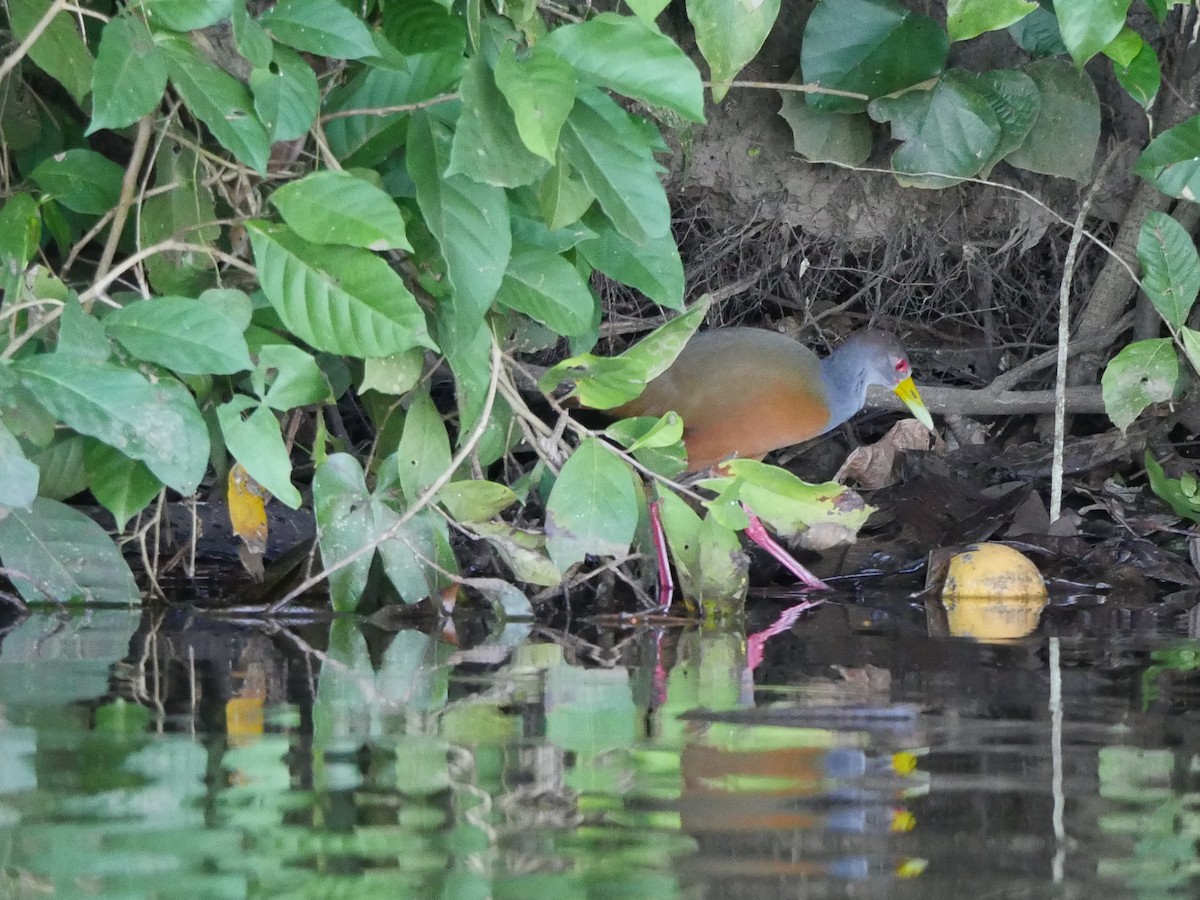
[[576, 210, 683, 311], [270, 171, 411, 251], [83, 441, 162, 531], [701, 460, 873, 536], [1005, 58, 1099, 182], [447, 56, 548, 188], [434, 319, 512, 466], [138, 141, 220, 295], [545, 438, 638, 572], [132, 0, 234, 31], [248, 221, 435, 358], [800, 0, 948, 113], [27, 434, 87, 500], [323, 54, 464, 167], [379, 0, 466, 54], [778, 88, 872, 166], [408, 111, 512, 319], [217, 395, 302, 507], [687, 0, 780, 102], [396, 389, 453, 502], [542, 12, 704, 122], [948, 0, 1037, 42], [496, 248, 596, 336], [0, 498, 139, 604], [967, 68, 1041, 175], [258, 0, 376, 59], [7, 0, 94, 104], [0, 422, 39, 511], [1135, 114, 1200, 201], [30, 150, 123, 215], [160, 36, 271, 174], [58, 297, 111, 362], [250, 45, 319, 142], [1145, 451, 1200, 525], [1008, 4, 1067, 55], [494, 44, 577, 163], [1101, 338, 1179, 433], [869, 70, 1000, 188], [1054, 0, 1132, 66], [252, 344, 332, 410], [104, 296, 253, 374], [1110, 35, 1160, 109], [88, 17, 167, 134], [313, 453, 375, 611], [559, 87, 671, 243], [16, 356, 208, 494], [1137, 211, 1200, 330]]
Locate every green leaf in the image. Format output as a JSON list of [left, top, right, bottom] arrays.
[[437, 480, 517, 522], [396, 389, 453, 502], [0, 498, 138, 604], [0, 422, 39, 511], [161, 36, 271, 174], [800, 0, 948, 113], [312, 453, 374, 611], [270, 171, 411, 251], [473, 521, 561, 586], [496, 248, 596, 336], [138, 141, 220, 295], [625, 0, 671, 21], [251, 343, 332, 409], [1007, 4, 1067, 55], [537, 159, 596, 230], [868, 70, 1001, 188], [217, 395, 302, 507], [620, 296, 711, 381], [379, 0, 466, 55], [27, 434, 87, 500], [1145, 452, 1200, 524], [372, 498, 442, 604], [1111, 37, 1160, 109], [605, 412, 684, 450], [324, 55, 464, 167], [1135, 114, 1200, 201], [544, 438, 639, 571], [702, 459, 874, 536], [7, 0, 94, 105], [576, 210, 683, 311], [1005, 58, 1100, 182], [778, 88, 872, 166], [84, 441, 163, 531], [687, 0, 780, 102], [30, 150, 124, 215], [435, 320, 512, 466], [1180, 327, 1200, 376], [448, 56, 548, 188], [132, 0, 234, 32], [105, 296, 253, 374], [947, 0, 1037, 41], [1136, 210, 1200, 329], [88, 17, 167, 134], [258, 0, 376, 59], [232, 0, 272, 67], [16, 356, 209, 494], [360, 348, 424, 395], [1055, 0, 1131, 66], [967, 68, 1041, 175], [542, 12, 705, 123], [494, 44, 577, 163], [0, 193, 41, 268], [58, 297, 111, 361], [408, 111, 512, 319], [1101, 25, 1142, 67], [1101, 338, 1179, 433], [250, 45, 319, 143], [559, 87, 672, 243], [248, 221, 435, 358]]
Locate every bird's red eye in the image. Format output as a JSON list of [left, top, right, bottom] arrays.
[[895, 359, 909, 375]]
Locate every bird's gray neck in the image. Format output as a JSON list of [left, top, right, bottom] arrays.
[[819, 344, 871, 432]]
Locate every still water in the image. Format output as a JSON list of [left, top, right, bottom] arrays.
[[1, 594, 1198, 899]]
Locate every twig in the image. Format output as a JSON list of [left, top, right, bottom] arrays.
[[95, 115, 154, 285]]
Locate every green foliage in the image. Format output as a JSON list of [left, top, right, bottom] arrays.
[[1144, 453, 1200, 525], [1, 0, 1193, 614]]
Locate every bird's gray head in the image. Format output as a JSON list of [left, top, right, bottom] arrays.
[[836, 330, 913, 390]]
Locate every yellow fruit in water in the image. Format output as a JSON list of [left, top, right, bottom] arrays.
[[941, 543, 1048, 640]]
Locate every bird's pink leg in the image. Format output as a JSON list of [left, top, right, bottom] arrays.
[[742, 509, 832, 591], [647, 497, 674, 609]]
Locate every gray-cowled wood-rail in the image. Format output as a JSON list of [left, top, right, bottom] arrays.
[[614, 327, 935, 595]]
